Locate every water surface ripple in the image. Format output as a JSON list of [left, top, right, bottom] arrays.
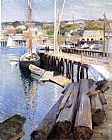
[[0, 48, 63, 140]]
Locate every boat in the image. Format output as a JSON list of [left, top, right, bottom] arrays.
[[29, 64, 54, 81], [10, 56, 18, 66], [29, 64, 45, 76], [81, 43, 89, 49], [7, 36, 15, 48], [19, 0, 40, 71]]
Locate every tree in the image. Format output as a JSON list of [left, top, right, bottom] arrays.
[[12, 21, 21, 28], [16, 28, 23, 34]]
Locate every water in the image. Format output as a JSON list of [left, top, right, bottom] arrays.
[[0, 47, 63, 140]]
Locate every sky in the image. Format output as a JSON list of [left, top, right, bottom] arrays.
[[1, 0, 112, 22]]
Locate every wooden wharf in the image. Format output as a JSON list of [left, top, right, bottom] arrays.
[[62, 47, 105, 57], [39, 50, 112, 82]]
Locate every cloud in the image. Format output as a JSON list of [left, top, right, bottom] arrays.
[[1, 0, 112, 22]]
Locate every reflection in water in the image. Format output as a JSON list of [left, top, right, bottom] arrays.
[[29, 81, 36, 117], [0, 48, 63, 140]]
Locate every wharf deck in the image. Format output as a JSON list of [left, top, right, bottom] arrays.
[[49, 75, 71, 87], [43, 51, 112, 69]]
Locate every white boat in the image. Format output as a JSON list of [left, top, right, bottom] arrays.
[[81, 43, 89, 49], [29, 64, 45, 76], [10, 56, 18, 66], [7, 36, 15, 48], [29, 64, 54, 81]]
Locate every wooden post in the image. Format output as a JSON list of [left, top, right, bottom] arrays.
[[86, 67, 89, 79], [80, 65, 84, 79], [77, 63, 80, 82], [71, 62, 74, 82]]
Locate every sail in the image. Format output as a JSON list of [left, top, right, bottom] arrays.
[[7, 36, 15, 48]]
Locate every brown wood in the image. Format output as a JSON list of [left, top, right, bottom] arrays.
[[61, 83, 72, 94], [74, 79, 93, 140], [98, 92, 107, 105], [56, 83, 79, 133], [59, 83, 74, 110], [77, 63, 80, 82], [31, 95, 64, 140], [87, 80, 106, 126]]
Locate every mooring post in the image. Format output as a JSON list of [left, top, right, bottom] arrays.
[[80, 65, 84, 79], [71, 61, 74, 82], [77, 62, 80, 82], [62, 58, 64, 76], [68, 60, 71, 79], [86, 67, 89, 79], [65, 59, 68, 78]]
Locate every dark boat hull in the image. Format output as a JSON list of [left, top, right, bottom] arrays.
[[19, 60, 40, 73]]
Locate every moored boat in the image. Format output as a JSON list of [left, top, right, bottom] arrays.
[[19, 0, 40, 71], [29, 64, 45, 76], [29, 64, 54, 81]]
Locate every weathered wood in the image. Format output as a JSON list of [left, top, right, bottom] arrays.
[[74, 79, 93, 140], [74, 126, 93, 140], [31, 95, 64, 140], [100, 82, 110, 93], [77, 63, 80, 82], [80, 66, 84, 79], [61, 83, 72, 94], [87, 79, 107, 107], [98, 92, 107, 105], [56, 83, 79, 133], [87, 80, 106, 126], [92, 94, 106, 126], [59, 83, 74, 110], [92, 108, 106, 126]]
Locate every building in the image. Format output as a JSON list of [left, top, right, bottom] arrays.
[[81, 30, 104, 42], [16, 25, 26, 30], [8, 28, 17, 35]]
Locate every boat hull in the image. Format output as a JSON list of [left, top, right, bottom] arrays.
[[19, 60, 40, 73]]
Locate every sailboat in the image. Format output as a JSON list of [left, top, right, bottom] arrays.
[[19, 0, 40, 70], [7, 36, 15, 48]]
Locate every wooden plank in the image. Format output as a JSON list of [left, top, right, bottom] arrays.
[[49, 75, 72, 87], [59, 83, 74, 110], [49, 83, 79, 139], [74, 79, 93, 140], [31, 95, 64, 140]]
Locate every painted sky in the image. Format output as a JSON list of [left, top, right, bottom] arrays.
[[1, 0, 112, 22]]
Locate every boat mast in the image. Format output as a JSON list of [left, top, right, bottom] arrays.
[[0, 0, 1, 46], [54, 0, 57, 54], [28, 0, 32, 54]]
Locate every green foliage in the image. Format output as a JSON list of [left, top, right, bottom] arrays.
[[35, 22, 43, 27], [84, 21, 104, 30], [16, 28, 23, 34], [12, 21, 21, 28], [62, 23, 80, 32], [46, 27, 54, 36]]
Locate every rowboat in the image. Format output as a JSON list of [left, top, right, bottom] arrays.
[[29, 64, 45, 76], [29, 64, 54, 81]]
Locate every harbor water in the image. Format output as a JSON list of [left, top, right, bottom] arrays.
[[0, 47, 63, 140]]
